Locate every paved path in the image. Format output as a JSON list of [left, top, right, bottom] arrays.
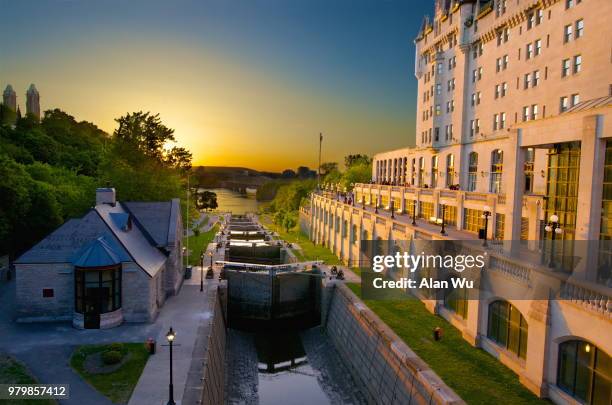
[[128, 282, 217, 405]]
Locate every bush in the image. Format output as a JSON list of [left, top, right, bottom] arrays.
[[108, 343, 125, 353], [101, 350, 123, 365]]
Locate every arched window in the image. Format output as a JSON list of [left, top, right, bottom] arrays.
[[468, 152, 478, 191], [446, 154, 455, 187], [487, 300, 528, 359], [403, 157, 408, 185], [431, 155, 439, 187], [490, 149, 504, 193], [558, 340, 611, 404], [411, 158, 417, 185]]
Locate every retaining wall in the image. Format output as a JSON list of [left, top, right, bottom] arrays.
[[322, 282, 464, 405], [182, 282, 227, 405]]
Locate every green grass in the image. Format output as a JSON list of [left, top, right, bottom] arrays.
[[186, 224, 219, 266], [260, 214, 341, 264], [0, 354, 56, 405], [346, 283, 547, 405], [70, 343, 149, 404]]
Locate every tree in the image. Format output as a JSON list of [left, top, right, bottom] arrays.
[[165, 146, 192, 172], [320, 162, 338, 175], [282, 211, 297, 232], [113, 111, 175, 161], [195, 190, 218, 211], [281, 169, 296, 178], [297, 166, 313, 179], [345, 154, 371, 169]]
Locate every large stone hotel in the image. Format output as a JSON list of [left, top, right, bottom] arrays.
[[307, 0, 611, 403]]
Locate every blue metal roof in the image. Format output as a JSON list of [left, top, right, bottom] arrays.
[[71, 234, 129, 267]]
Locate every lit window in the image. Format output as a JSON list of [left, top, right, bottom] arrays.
[[557, 340, 610, 405], [487, 300, 528, 359]]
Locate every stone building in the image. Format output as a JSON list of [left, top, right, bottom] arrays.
[[309, 0, 611, 404], [14, 187, 184, 329], [2, 85, 16, 111]]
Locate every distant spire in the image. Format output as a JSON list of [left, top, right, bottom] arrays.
[[16, 105, 22, 120]]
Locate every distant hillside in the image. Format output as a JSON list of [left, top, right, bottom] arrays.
[[192, 166, 279, 189]]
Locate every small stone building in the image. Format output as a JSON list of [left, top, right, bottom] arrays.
[[14, 188, 184, 329]]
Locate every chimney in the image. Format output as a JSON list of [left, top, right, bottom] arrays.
[[96, 187, 116, 206]]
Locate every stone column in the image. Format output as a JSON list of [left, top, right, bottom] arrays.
[[503, 129, 525, 242]]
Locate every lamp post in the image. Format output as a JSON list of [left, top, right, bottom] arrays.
[[375, 195, 379, 214], [208, 250, 214, 268], [482, 205, 491, 247], [412, 200, 417, 226], [200, 253, 204, 292], [438, 205, 446, 235], [545, 214, 562, 268], [391, 200, 395, 219], [166, 327, 176, 405]]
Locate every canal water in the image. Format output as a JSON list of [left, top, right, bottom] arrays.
[[201, 188, 261, 215], [225, 327, 366, 405]]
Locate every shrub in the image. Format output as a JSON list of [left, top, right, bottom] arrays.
[[101, 350, 123, 365], [108, 343, 125, 353]]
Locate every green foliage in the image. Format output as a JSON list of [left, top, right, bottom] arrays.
[[194, 190, 218, 211], [0, 108, 192, 258], [0, 354, 55, 405], [344, 154, 372, 169], [71, 343, 149, 404], [101, 350, 124, 365]]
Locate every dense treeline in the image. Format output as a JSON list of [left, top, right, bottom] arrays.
[[265, 155, 371, 231], [0, 109, 191, 258]]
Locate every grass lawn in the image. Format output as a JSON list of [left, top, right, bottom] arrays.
[[0, 354, 56, 405], [70, 343, 149, 404], [186, 224, 219, 266], [259, 214, 341, 265], [346, 283, 547, 405]]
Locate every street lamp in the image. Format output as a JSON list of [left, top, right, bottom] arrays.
[[412, 200, 417, 226], [438, 205, 446, 235], [166, 327, 176, 405], [481, 205, 492, 247], [200, 253, 204, 292], [545, 214, 562, 268], [390, 200, 395, 219], [375, 195, 379, 214], [208, 250, 214, 268]]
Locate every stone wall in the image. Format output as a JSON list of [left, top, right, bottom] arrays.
[[15, 263, 73, 322], [322, 281, 464, 405], [182, 282, 227, 405]]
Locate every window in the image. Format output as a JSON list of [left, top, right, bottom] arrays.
[[526, 43, 533, 59], [444, 281, 468, 319], [574, 54, 582, 73], [575, 19, 584, 39], [560, 96, 569, 112], [434, 127, 440, 142], [533, 70, 540, 87], [471, 93, 477, 106], [435, 104, 441, 115], [523, 106, 530, 121], [495, 84, 501, 99], [42, 288, 54, 298], [495, 213, 505, 240], [470, 119, 480, 137], [493, 113, 499, 130], [502, 82, 507, 97], [564, 24, 573, 43], [527, 9, 543, 29], [418, 157, 425, 186], [437, 62, 443, 74], [524, 73, 531, 89], [500, 112, 506, 129], [75, 267, 122, 314], [531, 104, 538, 120], [488, 300, 528, 359], [419, 201, 434, 220], [535, 39, 542, 55], [503, 54, 509, 69], [463, 208, 484, 233], [524, 148, 535, 193], [446, 154, 455, 187], [496, 0, 507, 17], [436, 83, 441, 95], [496, 57, 502, 72], [490, 149, 503, 193], [562, 59, 571, 77], [571, 93, 580, 106], [431, 155, 438, 187], [557, 340, 610, 405], [468, 152, 478, 191]]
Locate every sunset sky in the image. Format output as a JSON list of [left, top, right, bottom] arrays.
[[0, 0, 430, 172]]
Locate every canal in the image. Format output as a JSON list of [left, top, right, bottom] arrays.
[[213, 190, 365, 404], [201, 188, 261, 215]]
